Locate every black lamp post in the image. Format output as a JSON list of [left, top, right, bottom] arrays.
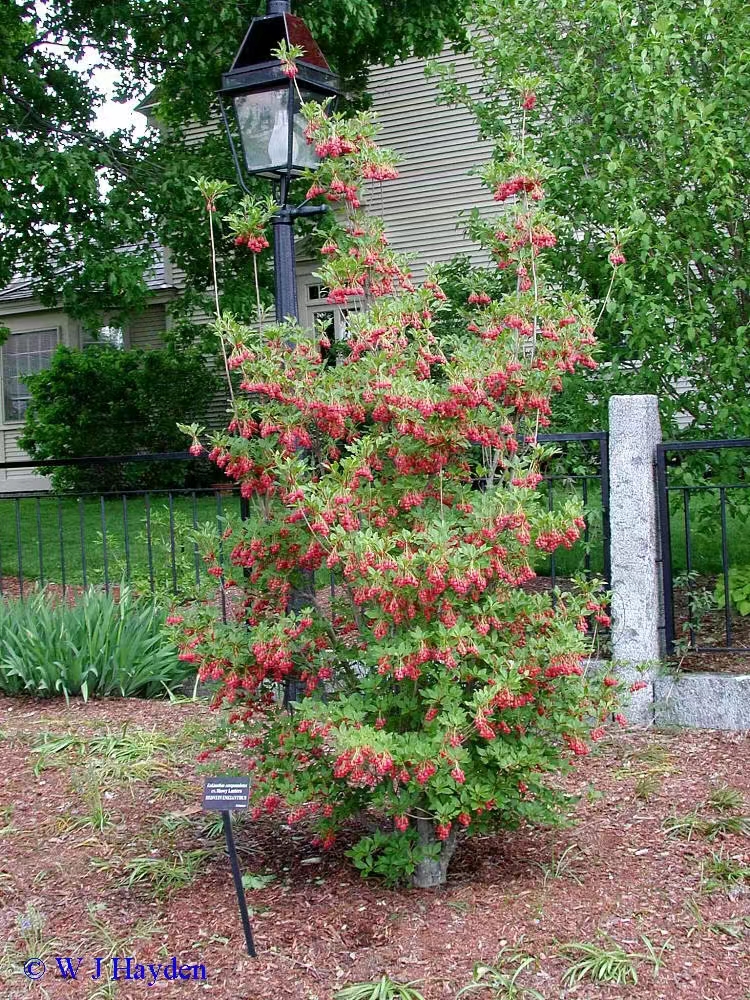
[[218, 0, 339, 322]]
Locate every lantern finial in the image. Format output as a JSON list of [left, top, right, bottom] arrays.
[[267, 0, 291, 13]]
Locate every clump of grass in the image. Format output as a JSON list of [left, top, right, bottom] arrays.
[[334, 978, 426, 1000], [634, 772, 662, 801], [457, 946, 544, 999], [95, 849, 212, 898], [706, 785, 745, 814], [534, 844, 584, 888], [32, 726, 176, 782], [72, 768, 112, 833], [663, 810, 706, 841], [632, 744, 675, 768], [700, 850, 750, 893], [153, 778, 197, 801], [703, 814, 750, 840], [618, 743, 676, 802], [0, 904, 63, 984], [663, 786, 749, 842], [686, 897, 750, 939], [560, 934, 670, 987]]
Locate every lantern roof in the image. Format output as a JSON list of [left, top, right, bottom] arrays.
[[230, 11, 331, 73], [220, 7, 338, 97]]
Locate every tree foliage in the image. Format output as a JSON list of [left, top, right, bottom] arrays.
[[435, 0, 749, 436], [1, 0, 465, 329]]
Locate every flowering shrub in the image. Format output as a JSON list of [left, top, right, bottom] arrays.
[[175, 84, 621, 887]]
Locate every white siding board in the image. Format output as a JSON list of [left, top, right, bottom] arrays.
[[366, 48, 495, 278], [127, 305, 167, 350], [0, 429, 51, 491]]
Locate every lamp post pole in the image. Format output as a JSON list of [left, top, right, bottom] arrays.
[[219, 0, 337, 320], [271, 203, 299, 322]]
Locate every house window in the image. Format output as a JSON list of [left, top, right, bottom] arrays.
[[304, 283, 361, 344], [1, 328, 59, 423], [98, 325, 124, 349]]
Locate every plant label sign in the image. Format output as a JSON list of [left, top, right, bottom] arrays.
[[202, 776, 256, 957], [202, 776, 251, 812]]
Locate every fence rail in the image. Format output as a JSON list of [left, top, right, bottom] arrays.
[[656, 437, 750, 655]]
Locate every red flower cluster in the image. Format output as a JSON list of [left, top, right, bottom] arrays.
[[493, 174, 544, 203], [235, 233, 270, 253]]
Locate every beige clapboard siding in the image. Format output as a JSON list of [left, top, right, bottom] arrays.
[[182, 110, 221, 147], [3, 430, 27, 462], [367, 49, 495, 277], [0, 429, 51, 489], [127, 304, 167, 350], [204, 386, 232, 430]]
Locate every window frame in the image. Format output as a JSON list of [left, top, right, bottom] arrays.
[[303, 281, 361, 344], [0, 326, 61, 427]]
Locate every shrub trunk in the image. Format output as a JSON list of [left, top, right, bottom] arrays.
[[412, 818, 458, 888]]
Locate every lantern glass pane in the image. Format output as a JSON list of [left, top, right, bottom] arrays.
[[290, 87, 323, 172], [234, 85, 326, 175], [234, 88, 287, 172]]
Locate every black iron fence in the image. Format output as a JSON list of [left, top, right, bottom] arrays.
[[0, 435, 610, 608], [0, 453, 240, 606], [656, 438, 750, 654], [537, 431, 611, 589]]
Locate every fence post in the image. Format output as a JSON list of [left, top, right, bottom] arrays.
[[608, 395, 665, 725]]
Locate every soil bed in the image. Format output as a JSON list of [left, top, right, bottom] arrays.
[[670, 578, 750, 675], [0, 696, 748, 1000]]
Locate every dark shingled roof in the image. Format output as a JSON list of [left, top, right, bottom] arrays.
[[0, 245, 175, 304]]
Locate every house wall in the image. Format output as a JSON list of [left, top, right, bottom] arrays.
[[364, 49, 494, 278], [296, 47, 494, 298], [0, 306, 76, 492], [0, 302, 170, 493]]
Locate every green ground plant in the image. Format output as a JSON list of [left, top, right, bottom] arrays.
[[334, 979, 426, 1000], [685, 897, 750, 940], [0, 588, 189, 700], [533, 844, 584, 888], [95, 850, 212, 899], [560, 935, 669, 987], [0, 904, 62, 991], [457, 946, 544, 999], [71, 768, 113, 833], [700, 850, 750, 894], [32, 726, 178, 785], [663, 786, 748, 841]]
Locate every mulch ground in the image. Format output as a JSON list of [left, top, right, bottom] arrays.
[[0, 696, 748, 1000]]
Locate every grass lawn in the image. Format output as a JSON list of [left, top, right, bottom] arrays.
[[0, 696, 747, 999], [0, 490, 241, 594]]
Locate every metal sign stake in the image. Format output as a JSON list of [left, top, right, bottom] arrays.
[[222, 810, 256, 958]]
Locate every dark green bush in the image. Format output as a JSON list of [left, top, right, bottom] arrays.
[[19, 345, 222, 492], [0, 588, 191, 700]]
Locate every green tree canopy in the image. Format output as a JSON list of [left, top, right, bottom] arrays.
[[437, 0, 749, 436], [1, 0, 466, 331]]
